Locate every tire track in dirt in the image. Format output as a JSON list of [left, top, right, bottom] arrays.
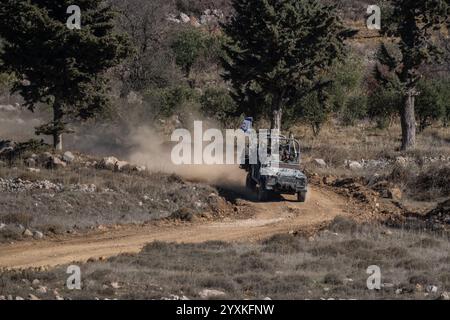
[[0, 185, 351, 269]]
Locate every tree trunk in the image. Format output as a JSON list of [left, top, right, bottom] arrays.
[[272, 108, 282, 131], [53, 133, 63, 151], [400, 90, 416, 151], [270, 93, 283, 130], [53, 103, 63, 151]]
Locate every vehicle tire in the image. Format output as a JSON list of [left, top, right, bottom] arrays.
[[297, 191, 307, 203], [257, 186, 269, 202], [245, 174, 257, 191]]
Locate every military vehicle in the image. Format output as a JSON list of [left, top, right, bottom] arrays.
[[240, 134, 308, 202]]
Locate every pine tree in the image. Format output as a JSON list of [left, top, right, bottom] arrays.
[[221, 0, 355, 130], [0, 0, 130, 149], [375, 0, 449, 150]]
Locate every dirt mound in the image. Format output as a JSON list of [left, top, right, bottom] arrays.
[[423, 199, 450, 230]]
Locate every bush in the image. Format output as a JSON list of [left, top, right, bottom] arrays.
[[367, 88, 400, 128], [200, 88, 236, 124], [340, 95, 368, 126], [416, 80, 445, 132], [434, 78, 450, 126], [171, 27, 206, 79], [144, 85, 200, 117], [297, 91, 330, 136]]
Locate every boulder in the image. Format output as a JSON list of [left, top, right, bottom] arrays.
[[63, 151, 75, 163], [115, 161, 130, 171], [36, 286, 47, 294], [23, 229, 33, 237], [313, 159, 327, 168], [33, 231, 44, 239], [99, 156, 119, 170], [179, 13, 190, 23], [166, 14, 181, 24], [133, 165, 147, 172], [48, 156, 66, 169], [347, 161, 363, 170], [198, 289, 226, 299], [440, 292, 450, 300]]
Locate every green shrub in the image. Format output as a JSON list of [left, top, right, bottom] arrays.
[[297, 91, 330, 136], [367, 88, 400, 129], [171, 28, 206, 79], [341, 95, 368, 126], [144, 85, 200, 117], [416, 80, 445, 132], [200, 88, 236, 124]]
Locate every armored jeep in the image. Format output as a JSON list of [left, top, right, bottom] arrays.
[[240, 134, 308, 202]]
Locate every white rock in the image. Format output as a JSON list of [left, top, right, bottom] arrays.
[[0, 223, 6, 230], [15, 296, 24, 300], [426, 285, 438, 293], [199, 289, 226, 299], [23, 229, 33, 237], [32, 279, 40, 286], [36, 286, 47, 294], [179, 13, 190, 23], [28, 294, 40, 300], [115, 161, 130, 171], [33, 231, 44, 239], [440, 292, 450, 300], [110, 282, 121, 289], [100, 156, 119, 170], [347, 161, 363, 170], [63, 151, 75, 163], [133, 165, 146, 172], [314, 159, 327, 167], [50, 156, 67, 169]]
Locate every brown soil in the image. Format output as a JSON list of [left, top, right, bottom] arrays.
[[0, 185, 359, 269]]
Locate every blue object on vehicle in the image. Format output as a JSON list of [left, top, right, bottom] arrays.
[[240, 117, 253, 133]]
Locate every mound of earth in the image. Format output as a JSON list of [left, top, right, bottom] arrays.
[[423, 199, 450, 230]]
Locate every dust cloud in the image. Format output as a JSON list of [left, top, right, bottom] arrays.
[[127, 126, 247, 189]]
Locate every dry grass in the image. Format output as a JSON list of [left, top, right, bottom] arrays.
[[0, 165, 222, 240], [295, 123, 450, 166], [1, 217, 449, 300]]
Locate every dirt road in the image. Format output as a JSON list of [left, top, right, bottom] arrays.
[[0, 186, 351, 269]]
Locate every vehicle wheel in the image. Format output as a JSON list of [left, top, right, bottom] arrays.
[[245, 174, 257, 191], [257, 186, 269, 202], [297, 191, 307, 203]]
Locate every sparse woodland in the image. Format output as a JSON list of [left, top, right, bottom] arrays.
[[0, 0, 449, 302]]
